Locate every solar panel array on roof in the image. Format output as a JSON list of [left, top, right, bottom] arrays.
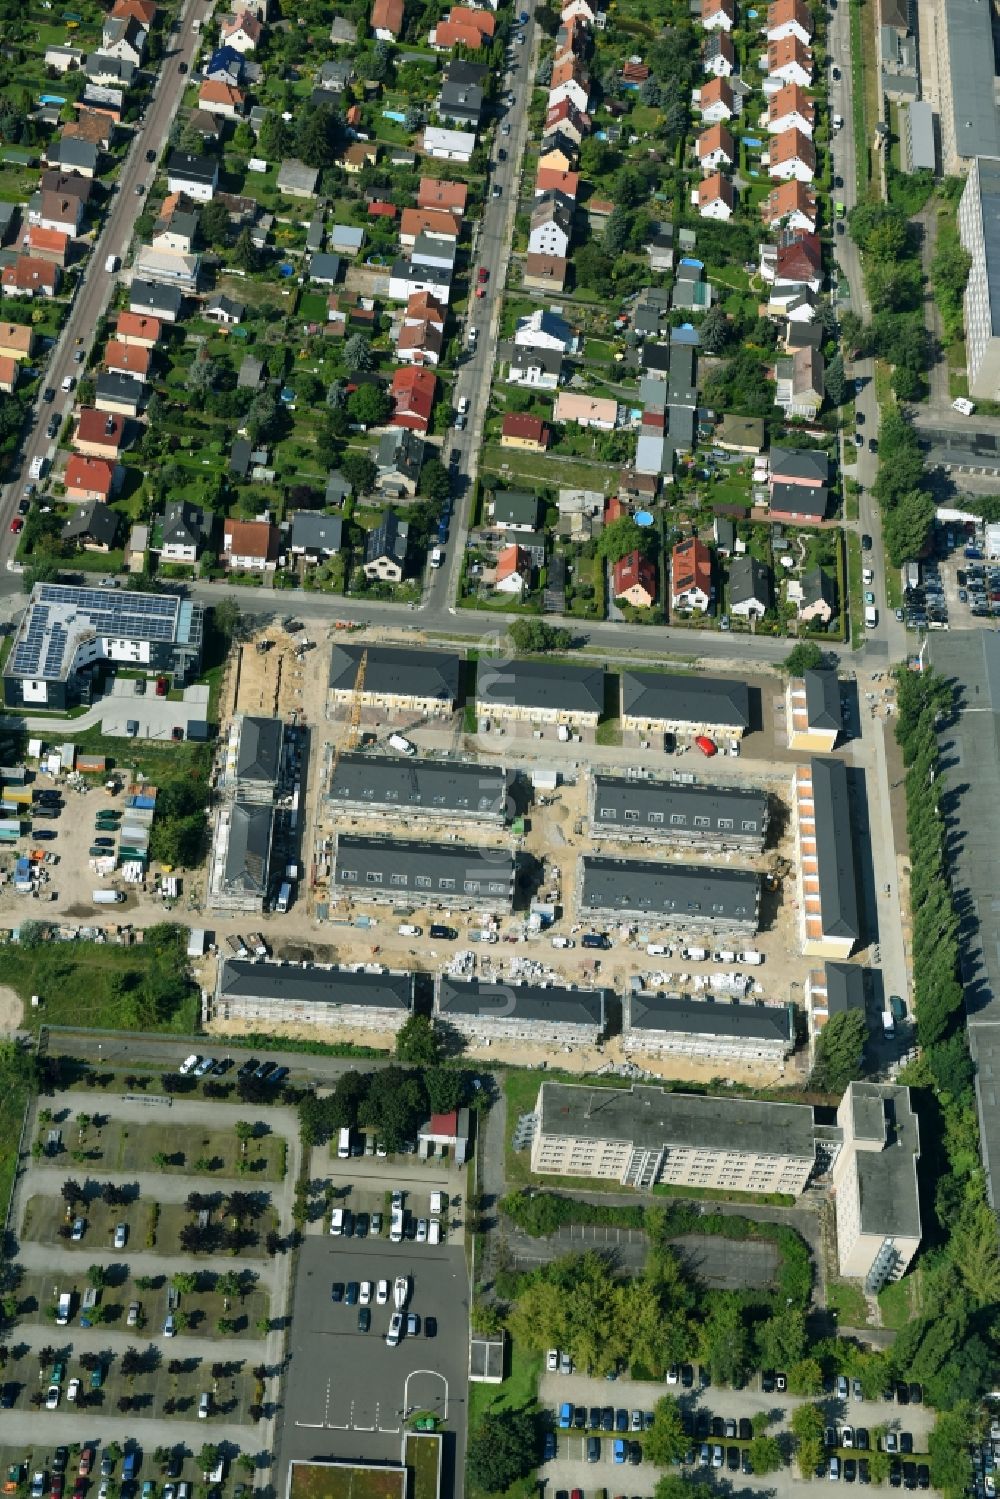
[[11, 585, 181, 681]]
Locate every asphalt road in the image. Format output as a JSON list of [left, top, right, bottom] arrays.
[[0, 0, 206, 561]]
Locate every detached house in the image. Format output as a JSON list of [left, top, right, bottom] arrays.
[[798, 566, 836, 624], [32, 185, 85, 232], [671, 536, 713, 613], [545, 99, 591, 142], [501, 414, 551, 452], [767, 82, 815, 136], [769, 446, 829, 523], [166, 151, 219, 200], [698, 76, 735, 122], [439, 59, 486, 128], [224, 518, 278, 572], [774, 344, 824, 418], [64, 459, 121, 505], [555, 392, 618, 430], [0, 323, 35, 363], [377, 428, 424, 497], [390, 366, 436, 432], [766, 0, 812, 44], [422, 127, 475, 164], [115, 311, 162, 349], [768, 127, 816, 181], [371, 0, 404, 38], [21, 226, 70, 266], [364, 510, 409, 581], [100, 14, 146, 65], [524, 254, 568, 292], [220, 11, 263, 50], [528, 192, 573, 257], [729, 556, 772, 618], [548, 59, 591, 112], [397, 316, 443, 367], [490, 490, 543, 532], [105, 340, 151, 382], [767, 35, 813, 86], [1, 257, 60, 298], [762, 179, 817, 232], [62, 498, 120, 549], [508, 345, 563, 389], [701, 0, 734, 28], [494, 544, 532, 595], [535, 167, 581, 199], [400, 207, 460, 246], [417, 177, 467, 217], [198, 79, 246, 118], [432, 5, 496, 47], [703, 30, 735, 75], [697, 172, 735, 219], [159, 500, 210, 564], [613, 550, 657, 608]]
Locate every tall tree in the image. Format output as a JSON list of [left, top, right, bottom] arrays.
[[809, 1009, 868, 1092]]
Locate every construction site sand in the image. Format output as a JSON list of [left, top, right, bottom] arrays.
[[0, 985, 24, 1031]]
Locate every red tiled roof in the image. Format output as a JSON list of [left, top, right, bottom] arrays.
[[65, 454, 116, 497], [224, 518, 277, 560]]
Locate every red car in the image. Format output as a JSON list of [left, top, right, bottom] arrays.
[[78, 1451, 93, 1480], [478, 267, 489, 283], [9, 517, 22, 534], [476, 286, 486, 298], [155, 676, 168, 696], [695, 735, 717, 757]]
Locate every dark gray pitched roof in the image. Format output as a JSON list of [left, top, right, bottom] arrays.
[[130, 279, 184, 315], [166, 150, 220, 185], [365, 510, 408, 566], [729, 555, 771, 608], [802, 566, 835, 606], [811, 756, 861, 941], [329, 644, 461, 704], [224, 801, 273, 893], [334, 835, 516, 898], [235, 715, 283, 784], [592, 775, 768, 837], [477, 659, 605, 716], [622, 671, 751, 728], [491, 490, 542, 527], [823, 961, 866, 1014], [770, 446, 830, 484], [219, 957, 413, 1011], [580, 855, 760, 921], [770, 481, 828, 518], [804, 669, 843, 732], [289, 512, 343, 552], [95, 372, 143, 407], [437, 976, 606, 1029], [628, 990, 794, 1045], [62, 501, 118, 547], [329, 753, 507, 817], [162, 500, 209, 550]]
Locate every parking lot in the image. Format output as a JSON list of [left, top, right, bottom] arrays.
[[276, 1234, 469, 1480], [537, 1368, 938, 1497]]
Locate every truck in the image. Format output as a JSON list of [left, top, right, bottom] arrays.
[[337, 1127, 351, 1160], [92, 890, 125, 905], [275, 880, 292, 913], [29, 456, 45, 480], [864, 605, 878, 629], [105, 254, 119, 273], [390, 1206, 404, 1243], [881, 1007, 895, 1039], [739, 950, 764, 966], [55, 1292, 72, 1327]]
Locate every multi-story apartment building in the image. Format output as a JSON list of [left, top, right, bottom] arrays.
[[327, 754, 508, 828], [530, 1081, 817, 1193], [832, 1082, 921, 1289], [589, 774, 769, 852], [434, 976, 607, 1047], [215, 958, 414, 1033], [333, 836, 516, 912], [959, 155, 1000, 399], [579, 856, 760, 934]]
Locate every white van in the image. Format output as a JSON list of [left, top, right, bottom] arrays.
[[398, 923, 422, 937], [647, 943, 670, 957], [330, 1208, 344, 1236], [29, 456, 45, 480], [430, 1190, 443, 1216], [551, 936, 574, 948], [430, 547, 443, 568], [337, 1127, 351, 1160], [739, 950, 764, 966], [427, 1220, 441, 1246], [389, 733, 416, 757], [390, 1206, 404, 1243], [865, 605, 878, 628]]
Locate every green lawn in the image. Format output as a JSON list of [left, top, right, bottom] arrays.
[[827, 1279, 871, 1328], [0, 1064, 32, 1237], [879, 1275, 918, 1330], [2, 930, 199, 1035], [288, 1461, 405, 1499], [54, 727, 212, 784]]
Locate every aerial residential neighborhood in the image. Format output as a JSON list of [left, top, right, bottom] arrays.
[[0, 0, 997, 1492]]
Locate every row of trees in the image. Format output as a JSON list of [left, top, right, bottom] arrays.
[[869, 406, 935, 568], [846, 203, 932, 403]]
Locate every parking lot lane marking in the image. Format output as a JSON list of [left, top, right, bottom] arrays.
[[354, 1424, 375, 1432], [295, 1421, 325, 1429]]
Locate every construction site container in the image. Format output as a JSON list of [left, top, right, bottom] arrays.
[[76, 756, 107, 773], [0, 766, 26, 783], [5, 788, 33, 807], [127, 794, 157, 811], [0, 829, 20, 843]]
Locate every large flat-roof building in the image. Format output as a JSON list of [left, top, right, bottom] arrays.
[[589, 773, 769, 852], [475, 659, 605, 729], [832, 1082, 921, 1288], [530, 1081, 817, 1193], [578, 856, 760, 933], [959, 155, 1000, 400], [333, 835, 516, 912], [434, 975, 607, 1046], [938, 0, 1000, 174], [786, 670, 843, 752], [327, 753, 508, 827], [207, 800, 274, 913], [621, 671, 752, 740], [4, 583, 203, 711], [328, 644, 461, 716], [215, 957, 414, 1032], [793, 758, 861, 958], [623, 990, 795, 1063]]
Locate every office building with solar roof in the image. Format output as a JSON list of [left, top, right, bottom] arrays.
[[4, 582, 204, 710]]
